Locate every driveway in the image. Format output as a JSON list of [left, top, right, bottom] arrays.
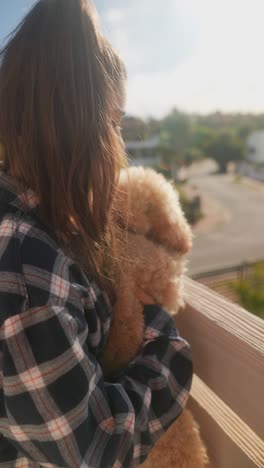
[[187, 172, 264, 275]]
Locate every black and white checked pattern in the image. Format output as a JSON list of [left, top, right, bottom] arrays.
[[0, 170, 193, 467]]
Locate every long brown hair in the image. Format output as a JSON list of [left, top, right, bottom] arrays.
[[0, 0, 127, 298]]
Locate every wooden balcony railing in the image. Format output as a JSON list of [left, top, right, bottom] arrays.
[[176, 278, 264, 468]]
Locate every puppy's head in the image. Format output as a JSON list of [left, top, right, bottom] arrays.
[[113, 166, 192, 255]]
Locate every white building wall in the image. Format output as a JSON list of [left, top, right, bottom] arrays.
[[237, 161, 264, 181], [247, 131, 264, 163], [125, 135, 161, 167]]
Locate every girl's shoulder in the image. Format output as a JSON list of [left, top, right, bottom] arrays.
[[0, 205, 71, 296], [0, 205, 62, 266], [0, 205, 85, 322]]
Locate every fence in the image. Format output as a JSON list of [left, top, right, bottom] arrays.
[[191, 260, 264, 310], [191, 260, 263, 283]]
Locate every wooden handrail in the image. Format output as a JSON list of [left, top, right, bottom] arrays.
[[190, 375, 264, 467], [176, 278, 264, 444]]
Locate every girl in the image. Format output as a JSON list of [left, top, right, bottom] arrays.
[[0, 1, 193, 466]]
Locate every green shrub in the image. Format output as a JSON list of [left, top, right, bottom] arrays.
[[179, 191, 202, 225], [231, 263, 264, 318]]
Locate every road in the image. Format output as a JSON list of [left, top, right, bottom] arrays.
[[187, 167, 264, 275]]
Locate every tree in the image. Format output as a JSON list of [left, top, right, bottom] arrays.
[[121, 116, 148, 141], [190, 125, 215, 153], [160, 109, 191, 165], [146, 118, 161, 138], [204, 131, 245, 173], [184, 148, 204, 166], [237, 125, 254, 144], [121, 116, 161, 142]]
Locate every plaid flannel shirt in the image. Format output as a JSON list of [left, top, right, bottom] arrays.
[[0, 169, 193, 468]]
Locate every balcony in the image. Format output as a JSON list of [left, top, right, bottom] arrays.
[[176, 278, 264, 468]]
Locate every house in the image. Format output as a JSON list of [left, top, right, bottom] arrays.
[[237, 130, 264, 181], [247, 130, 264, 164], [125, 134, 186, 181], [125, 135, 162, 167]]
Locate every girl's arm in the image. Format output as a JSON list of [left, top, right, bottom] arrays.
[[0, 225, 192, 467]]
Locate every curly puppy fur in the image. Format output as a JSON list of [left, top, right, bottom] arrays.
[[100, 167, 208, 467], [141, 410, 208, 468], [116, 166, 192, 255]]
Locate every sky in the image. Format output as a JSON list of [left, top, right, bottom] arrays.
[[1, 0, 264, 117]]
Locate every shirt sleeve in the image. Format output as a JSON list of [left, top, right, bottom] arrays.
[[0, 228, 193, 468], [113, 304, 193, 465]]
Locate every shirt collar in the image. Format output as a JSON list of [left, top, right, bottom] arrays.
[[0, 169, 39, 214]]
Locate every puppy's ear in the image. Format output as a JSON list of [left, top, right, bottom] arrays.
[[138, 168, 193, 254], [172, 217, 193, 255], [148, 214, 193, 255]]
